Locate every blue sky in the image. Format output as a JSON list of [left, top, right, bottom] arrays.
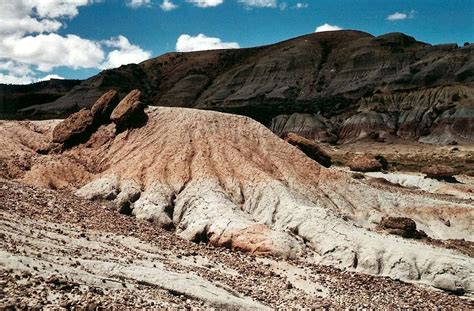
[[1, 0, 473, 84]]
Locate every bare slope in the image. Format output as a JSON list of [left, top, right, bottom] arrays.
[[3, 179, 471, 309], [1, 106, 473, 296], [15, 31, 474, 144]]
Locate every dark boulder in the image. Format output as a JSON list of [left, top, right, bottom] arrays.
[[421, 165, 459, 183], [52, 108, 94, 145], [347, 155, 382, 172], [378, 216, 427, 239], [90, 90, 120, 124], [110, 89, 147, 131], [284, 133, 332, 168]]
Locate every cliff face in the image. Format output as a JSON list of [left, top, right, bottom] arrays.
[[271, 85, 474, 145], [12, 30, 474, 144]]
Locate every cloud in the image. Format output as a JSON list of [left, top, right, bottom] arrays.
[[0, 0, 152, 84], [101, 35, 151, 69], [315, 23, 343, 32], [0, 62, 65, 85], [160, 0, 178, 11], [1, 33, 105, 72], [37, 74, 65, 82], [295, 3, 308, 9], [0, 73, 35, 85], [187, 0, 223, 8], [126, 0, 151, 8], [386, 10, 416, 21], [176, 34, 240, 52], [238, 0, 278, 8]]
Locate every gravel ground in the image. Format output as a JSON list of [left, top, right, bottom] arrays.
[[1, 179, 472, 309]]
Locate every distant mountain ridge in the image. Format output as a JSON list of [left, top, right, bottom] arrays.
[[3, 30, 473, 144], [0, 79, 81, 115]]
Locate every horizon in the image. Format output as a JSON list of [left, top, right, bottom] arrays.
[[1, 0, 473, 85]]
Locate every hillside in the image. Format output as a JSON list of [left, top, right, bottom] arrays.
[[1, 105, 473, 298], [0, 79, 81, 116], [6, 30, 474, 145]]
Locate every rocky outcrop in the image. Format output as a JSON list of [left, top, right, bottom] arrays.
[[270, 113, 337, 143], [51, 109, 94, 145], [378, 217, 427, 239], [110, 89, 146, 131], [270, 85, 474, 145], [422, 165, 459, 182], [347, 155, 383, 172], [90, 90, 120, 124], [339, 112, 396, 143], [284, 133, 331, 167], [51, 90, 126, 147]]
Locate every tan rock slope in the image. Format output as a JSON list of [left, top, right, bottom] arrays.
[[1, 105, 473, 296]]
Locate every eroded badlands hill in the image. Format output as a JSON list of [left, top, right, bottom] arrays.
[[1, 106, 473, 300], [14, 30, 474, 145]]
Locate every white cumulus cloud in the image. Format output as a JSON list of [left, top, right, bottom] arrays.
[[101, 35, 151, 69], [187, 0, 224, 8], [126, 0, 151, 8], [238, 0, 277, 8], [176, 34, 240, 52], [37, 74, 65, 82], [0, 0, 152, 84], [386, 10, 416, 21], [0, 33, 105, 72], [315, 23, 343, 33], [160, 0, 178, 11]]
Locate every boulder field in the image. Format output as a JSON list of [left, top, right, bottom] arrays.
[[1, 102, 473, 296]]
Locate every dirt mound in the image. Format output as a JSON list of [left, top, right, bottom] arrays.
[[1, 107, 473, 296]]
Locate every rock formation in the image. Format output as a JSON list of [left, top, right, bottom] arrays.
[[51, 109, 94, 145], [378, 217, 427, 239], [9, 31, 472, 146], [3, 107, 472, 295], [90, 90, 120, 124], [110, 89, 146, 131], [347, 155, 383, 172], [422, 165, 459, 182], [284, 133, 332, 167]]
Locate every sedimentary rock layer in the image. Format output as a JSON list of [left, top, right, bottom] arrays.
[[1, 107, 472, 295], [12, 31, 473, 146]]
